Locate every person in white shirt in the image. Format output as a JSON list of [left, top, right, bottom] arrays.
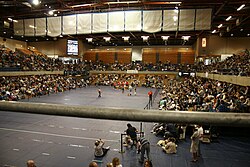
[[197, 125, 204, 157], [94, 139, 110, 157]]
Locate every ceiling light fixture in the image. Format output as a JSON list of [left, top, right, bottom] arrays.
[[22, 2, 32, 8], [212, 30, 217, 33], [70, 3, 96, 8], [169, 2, 182, 4], [237, 4, 245, 11], [48, 10, 54, 15], [29, 25, 37, 29], [161, 36, 170, 41], [226, 16, 232, 21], [122, 36, 130, 42], [8, 18, 18, 23], [104, 1, 141, 5], [141, 36, 149, 42], [103, 37, 111, 42], [86, 38, 93, 43], [182, 36, 190, 41], [218, 24, 223, 28], [32, 0, 40, 6]]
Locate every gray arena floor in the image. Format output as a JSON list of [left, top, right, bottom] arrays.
[[0, 86, 250, 167]]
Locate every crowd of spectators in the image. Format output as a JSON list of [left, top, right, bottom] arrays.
[[158, 77, 250, 113], [0, 48, 88, 75], [1, 46, 249, 105], [1, 46, 250, 76], [89, 73, 166, 90], [197, 50, 250, 76], [0, 49, 64, 71], [82, 60, 196, 72], [0, 75, 87, 101]]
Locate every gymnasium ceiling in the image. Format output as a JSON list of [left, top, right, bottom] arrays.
[[0, 0, 250, 46]]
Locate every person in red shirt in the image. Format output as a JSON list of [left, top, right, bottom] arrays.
[[148, 90, 153, 106]]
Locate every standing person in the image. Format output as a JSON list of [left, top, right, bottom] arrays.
[[128, 85, 132, 96], [89, 161, 99, 167], [137, 137, 151, 164], [98, 87, 101, 97], [134, 86, 137, 96], [190, 127, 199, 162], [121, 85, 125, 93], [94, 139, 110, 157], [197, 125, 204, 157], [111, 157, 123, 167], [27, 160, 36, 167], [148, 90, 153, 106], [126, 123, 138, 148]]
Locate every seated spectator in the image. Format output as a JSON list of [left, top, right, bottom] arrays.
[[217, 100, 230, 112], [94, 139, 110, 157], [123, 135, 133, 148], [162, 137, 177, 154]]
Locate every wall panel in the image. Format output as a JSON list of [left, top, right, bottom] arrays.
[[108, 11, 124, 32], [92, 13, 107, 33], [142, 49, 157, 63], [98, 51, 115, 63], [24, 19, 35, 36], [14, 20, 24, 36], [143, 10, 162, 33], [83, 51, 96, 62], [47, 16, 61, 37], [35, 18, 46, 36], [181, 52, 195, 64], [117, 50, 131, 64], [179, 9, 195, 31], [159, 50, 178, 64], [125, 11, 142, 31], [63, 15, 76, 35]]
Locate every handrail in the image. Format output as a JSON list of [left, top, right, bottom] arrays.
[[1, 101, 250, 127]]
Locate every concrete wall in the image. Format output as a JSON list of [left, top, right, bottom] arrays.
[[28, 39, 67, 57], [28, 39, 92, 57], [197, 72, 250, 86], [0, 37, 27, 51], [0, 71, 64, 77], [78, 40, 92, 57], [196, 35, 250, 56]]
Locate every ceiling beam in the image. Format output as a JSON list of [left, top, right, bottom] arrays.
[[213, 1, 227, 20]]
